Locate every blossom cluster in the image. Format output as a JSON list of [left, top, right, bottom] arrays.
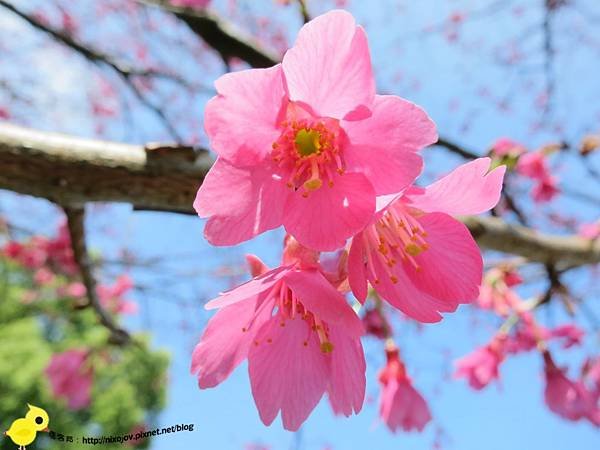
[[490, 138, 560, 203], [453, 264, 599, 427], [191, 10, 505, 431], [1, 221, 137, 410], [2, 221, 137, 314]]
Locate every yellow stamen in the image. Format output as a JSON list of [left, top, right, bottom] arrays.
[[320, 341, 334, 353], [405, 243, 425, 256]]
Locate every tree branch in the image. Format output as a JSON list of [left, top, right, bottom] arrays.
[[0, 123, 210, 213], [461, 215, 600, 268], [435, 137, 480, 159], [140, 0, 279, 68], [64, 207, 130, 345], [1, 123, 599, 268]]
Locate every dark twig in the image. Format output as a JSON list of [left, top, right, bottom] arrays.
[[297, 0, 310, 24], [140, 0, 279, 68], [64, 207, 130, 345], [542, 1, 556, 118], [435, 137, 480, 159]]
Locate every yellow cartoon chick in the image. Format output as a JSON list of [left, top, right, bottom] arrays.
[[4, 404, 49, 450]]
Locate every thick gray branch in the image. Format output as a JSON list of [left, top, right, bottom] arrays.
[[1, 123, 599, 268], [0, 123, 210, 213], [461, 216, 600, 268]]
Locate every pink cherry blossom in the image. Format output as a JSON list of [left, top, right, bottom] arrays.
[[477, 267, 523, 316], [97, 275, 138, 315], [2, 221, 77, 275], [362, 307, 391, 340], [516, 150, 560, 202], [34, 267, 55, 285], [491, 137, 525, 156], [46, 221, 79, 276], [348, 158, 505, 322], [547, 324, 585, 349], [579, 222, 600, 240], [532, 175, 560, 203], [3, 241, 24, 259], [191, 237, 365, 431], [454, 337, 505, 390], [517, 151, 548, 179], [195, 11, 436, 251], [378, 348, 432, 432], [45, 348, 93, 410], [543, 352, 598, 425], [504, 320, 584, 354], [57, 281, 87, 298], [582, 357, 600, 394]]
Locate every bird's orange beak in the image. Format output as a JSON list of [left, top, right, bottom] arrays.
[[42, 427, 49, 432]]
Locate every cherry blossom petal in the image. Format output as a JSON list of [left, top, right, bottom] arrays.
[[370, 254, 454, 323], [282, 10, 375, 119], [283, 269, 363, 337], [204, 266, 289, 310], [406, 158, 505, 215], [381, 379, 432, 432], [347, 233, 368, 303], [343, 95, 437, 194], [327, 325, 366, 416], [205, 65, 286, 165], [248, 316, 329, 431], [246, 254, 270, 277], [283, 172, 375, 251], [403, 213, 482, 303], [192, 296, 271, 388], [198, 162, 289, 246]]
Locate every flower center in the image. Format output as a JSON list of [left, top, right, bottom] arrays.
[[364, 203, 429, 284], [244, 281, 334, 354], [271, 117, 345, 197], [295, 129, 322, 156]]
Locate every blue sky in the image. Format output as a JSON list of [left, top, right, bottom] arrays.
[[1, 0, 600, 449]]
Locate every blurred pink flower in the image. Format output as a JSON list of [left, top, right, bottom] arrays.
[[3, 221, 77, 275], [505, 320, 584, 354], [491, 137, 525, 156], [57, 281, 86, 298], [195, 10, 436, 251], [516, 150, 560, 203], [547, 324, 585, 349], [192, 237, 365, 431], [378, 348, 432, 432], [46, 221, 78, 275], [348, 157, 505, 322], [362, 307, 390, 340], [34, 267, 55, 285], [0, 106, 10, 120], [46, 349, 93, 410], [3, 241, 24, 259], [532, 176, 560, 203], [454, 337, 505, 390], [578, 222, 600, 240], [477, 267, 523, 316], [517, 151, 548, 179], [97, 275, 138, 315], [543, 352, 599, 426]]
